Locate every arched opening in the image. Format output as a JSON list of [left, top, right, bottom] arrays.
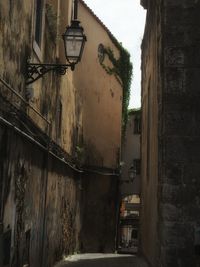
[[117, 194, 140, 253]]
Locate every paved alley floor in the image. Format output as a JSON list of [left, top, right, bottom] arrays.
[[54, 253, 149, 267]]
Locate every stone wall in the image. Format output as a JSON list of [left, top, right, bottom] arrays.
[[160, 1, 200, 266], [141, 0, 200, 266], [140, 0, 161, 265]]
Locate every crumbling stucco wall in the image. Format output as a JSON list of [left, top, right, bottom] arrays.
[[0, 125, 80, 267]]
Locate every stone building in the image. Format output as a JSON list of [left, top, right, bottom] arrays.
[[140, 0, 200, 266], [0, 0, 125, 266]]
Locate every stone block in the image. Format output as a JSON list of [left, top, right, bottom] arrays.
[[163, 110, 200, 136], [182, 204, 200, 222], [164, 68, 186, 94], [184, 69, 200, 96], [162, 162, 184, 185], [164, 47, 185, 67], [160, 246, 196, 267], [160, 182, 199, 206], [165, 25, 200, 47], [183, 163, 200, 186], [164, 6, 199, 27], [159, 222, 193, 248], [159, 203, 182, 222], [160, 184, 182, 205]]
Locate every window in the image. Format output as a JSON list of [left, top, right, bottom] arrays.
[[35, 0, 43, 47], [133, 159, 141, 175], [33, 0, 44, 60], [134, 117, 141, 134]]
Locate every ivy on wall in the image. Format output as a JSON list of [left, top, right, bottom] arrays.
[[99, 39, 133, 136]]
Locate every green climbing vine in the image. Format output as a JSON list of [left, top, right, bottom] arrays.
[[100, 38, 133, 136]]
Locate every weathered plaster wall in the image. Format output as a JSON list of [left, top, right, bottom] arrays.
[[141, 0, 200, 266], [71, 1, 121, 253], [0, 125, 80, 267], [74, 1, 122, 169], [0, 0, 80, 155], [0, 0, 32, 87], [0, 1, 82, 266]]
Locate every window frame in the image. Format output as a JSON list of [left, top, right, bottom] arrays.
[[33, 0, 46, 61]]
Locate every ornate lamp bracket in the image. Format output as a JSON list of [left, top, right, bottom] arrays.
[[26, 62, 75, 85]]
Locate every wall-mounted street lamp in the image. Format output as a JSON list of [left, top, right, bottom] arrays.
[[128, 165, 136, 182], [119, 165, 136, 185], [27, 1, 86, 85]]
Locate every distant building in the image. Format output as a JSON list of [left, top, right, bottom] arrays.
[[120, 109, 141, 197], [118, 109, 141, 253]]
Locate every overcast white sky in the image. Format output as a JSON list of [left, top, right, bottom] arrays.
[[83, 0, 146, 108]]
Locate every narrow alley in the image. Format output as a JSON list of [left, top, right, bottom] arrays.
[[1, 0, 200, 266], [54, 254, 149, 267]]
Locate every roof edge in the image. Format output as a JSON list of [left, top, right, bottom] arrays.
[[140, 0, 148, 9], [79, 0, 121, 49]]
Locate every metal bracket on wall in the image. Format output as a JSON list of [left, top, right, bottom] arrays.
[[26, 62, 75, 85]]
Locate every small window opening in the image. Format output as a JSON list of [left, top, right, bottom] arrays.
[[134, 117, 141, 134], [35, 0, 43, 47]]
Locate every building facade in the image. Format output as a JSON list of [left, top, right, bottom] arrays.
[[120, 109, 141, 197], [118, 109, 141, 253], [0, 0, 124, 266], [140, 0, 200, 266]]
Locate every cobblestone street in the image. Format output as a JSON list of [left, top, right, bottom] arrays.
[[54, 254, 149, 267]]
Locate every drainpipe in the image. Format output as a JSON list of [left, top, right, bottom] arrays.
[[40, 123, 51, 267], [73, 0, 78, 20], [0, 136, 5, 266]]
